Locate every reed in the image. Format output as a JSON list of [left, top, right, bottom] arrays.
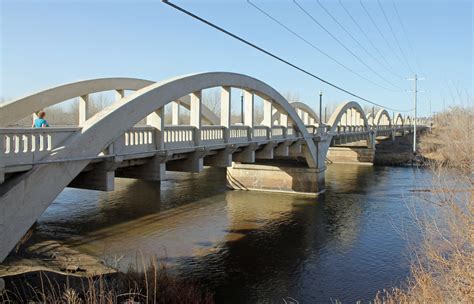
[[1, 257, 213, 304]]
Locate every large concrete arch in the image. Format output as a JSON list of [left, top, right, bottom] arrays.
[[326, 101, 369, 133], [0, 77, 220, 127], [0, 72, 318, 262], [374, 109, 392, 127]]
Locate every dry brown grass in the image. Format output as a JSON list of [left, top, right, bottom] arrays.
[[1, 257, 213, 304], [420, 106, 473, 171], [375, 106, 474, 303]]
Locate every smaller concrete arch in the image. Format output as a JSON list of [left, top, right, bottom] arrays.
[[374, 109, 392, 127], [394, 113, 404, 126], [327, 101, 368, 133], [405, 116, 412, 125], [290, 102, 320, 124], [366, 113, 374, 126], [0, 78, 154, 127]]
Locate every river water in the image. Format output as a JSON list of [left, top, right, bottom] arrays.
[[34, 164, 431, 303]]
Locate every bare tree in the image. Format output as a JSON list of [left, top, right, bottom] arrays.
[[283, 91, 300, 102], [202, 88, 220, 115]]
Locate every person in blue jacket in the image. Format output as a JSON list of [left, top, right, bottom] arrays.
[[33, 111, 49, 128]]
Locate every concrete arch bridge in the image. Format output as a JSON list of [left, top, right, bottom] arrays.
[[0, 72, 424, 262]]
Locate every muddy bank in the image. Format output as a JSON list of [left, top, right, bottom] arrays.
[[374, 132, 431, 166], [0, 238, 213, 303], [374, 133, 415, 165], [0, 235, 116, 279]]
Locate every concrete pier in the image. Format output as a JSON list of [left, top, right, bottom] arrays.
[[327, 147, 375, 164], [227, 162, 325, 196]]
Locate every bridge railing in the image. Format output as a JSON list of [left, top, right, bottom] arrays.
[[1, 127, 80, 167], [163, 125, 196, 149], [271, 126, 285, 139], [253, 126, 270, 140], [229, 125, 250, 143], [115, 126, 156, 154], [287, 127, 297, 138], [201, 125, 226, 145], [1, 123, 320, 168]]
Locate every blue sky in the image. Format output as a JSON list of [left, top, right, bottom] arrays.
[[1, 0, 472, 117]]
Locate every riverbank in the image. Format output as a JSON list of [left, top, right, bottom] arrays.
[[0, 229, 213, 303], [374, 132, 416, 165], [376, 106, 473, 303], [1, 243, 213, 303]]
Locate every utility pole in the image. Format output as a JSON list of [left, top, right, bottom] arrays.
[[407, 74, 424, 154], [319, 90, 323, 125]]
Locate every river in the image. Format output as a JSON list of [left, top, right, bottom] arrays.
[[33, 164, 431, 303]]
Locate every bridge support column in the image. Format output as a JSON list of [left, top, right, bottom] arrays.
[[220, 86, 231, 127], [279, 112, 288, 126], [167, 148, 206, 173], [233, 143, 258, 163], [274, 141, 290, 157], [243, 90, 254, 129], [255, 141, 276, 159], [78, 94, 89, 126], [171, 101, 180, 125], [68, 156, 123, 191], [288, 140, 302, 156], [204, 146, 236, 167], [115, 156, 166, 181]]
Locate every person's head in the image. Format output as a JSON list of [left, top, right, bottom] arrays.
[[38, 111, 46, 119]]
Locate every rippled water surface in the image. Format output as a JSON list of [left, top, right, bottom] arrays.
[[36, 164, 431, 303]]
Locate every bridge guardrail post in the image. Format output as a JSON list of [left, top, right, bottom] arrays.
[[223, 126, 230, 143], [193, 127, 201, 146], [0, 133, 4, 184], [247, 126, 252, 142]]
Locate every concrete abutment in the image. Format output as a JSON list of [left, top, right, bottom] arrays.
[[327, 147, 375, 164], [226, 161, 325, 196]]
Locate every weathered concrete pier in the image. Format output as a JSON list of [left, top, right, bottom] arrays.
[[0, 72, 426, 262]]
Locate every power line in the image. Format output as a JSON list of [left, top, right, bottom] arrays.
[[291, 0, 403, 91], [377, 0, 414, 74], [315, 0, 403, 83], [160, 0, 413, 112], [391, 0, 425, 76], [338, 0, 404, 79], [246, 0, 399, 92], [359, 0, 408, 75]]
